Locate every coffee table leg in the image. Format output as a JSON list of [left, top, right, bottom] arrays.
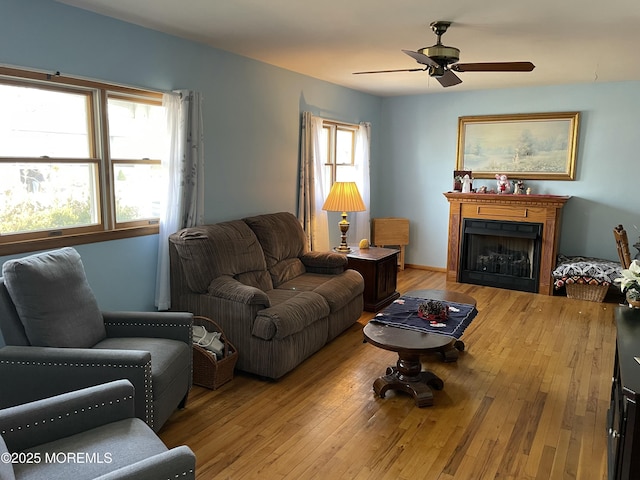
[[373, 353, 444, 407], [439, 339, 465, 362]]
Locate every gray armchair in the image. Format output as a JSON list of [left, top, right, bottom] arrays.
[[0, 247, 192, 432], [0, 379, 196, 480]]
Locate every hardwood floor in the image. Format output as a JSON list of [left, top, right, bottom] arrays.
[[159, 269, 618, 480]]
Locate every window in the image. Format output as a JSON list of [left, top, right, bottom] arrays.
[[108, 95, 165, 225], [0, 67, 165, 254], [319, 121, 358, 195]]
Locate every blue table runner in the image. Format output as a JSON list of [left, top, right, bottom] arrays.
[[371, 295, 478, 339]]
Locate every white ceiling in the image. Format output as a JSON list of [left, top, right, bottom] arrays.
[[56, 0, 640, 96]]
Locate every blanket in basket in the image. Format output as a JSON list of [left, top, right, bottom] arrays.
[[371, 295, 478, 339], [552, 254, 622, 289]]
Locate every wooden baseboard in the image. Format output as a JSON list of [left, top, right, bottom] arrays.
[[404, 263, 447, 273]]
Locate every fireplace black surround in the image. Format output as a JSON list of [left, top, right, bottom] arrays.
[[460, 219, 542, 293]]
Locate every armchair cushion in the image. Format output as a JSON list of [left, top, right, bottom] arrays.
[[0, 435, 15, 480], [1, 247, 105, 348], [13, 419, 167, 480], [91, 445, 195, 480], [92, 337, 191, 400]]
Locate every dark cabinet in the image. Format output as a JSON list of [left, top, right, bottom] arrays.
[[347, 247, 400, 312], [608, 307, 640, 479]]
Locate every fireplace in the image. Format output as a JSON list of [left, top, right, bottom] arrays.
[[460, 219, 542, 293], [443, 192, 570, 295]]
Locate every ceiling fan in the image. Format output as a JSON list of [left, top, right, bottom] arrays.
[[353, 21, 535, 87]]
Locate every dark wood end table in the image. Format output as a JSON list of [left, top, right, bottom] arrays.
[[347, 246, 400, 312], [363, 289, 476, 407]]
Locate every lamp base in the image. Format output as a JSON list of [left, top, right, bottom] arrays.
[[334, 212, 352, 253]]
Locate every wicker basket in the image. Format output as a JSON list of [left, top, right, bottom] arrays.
[[192, 316, 238, 389], [566, 283, 609, 303]]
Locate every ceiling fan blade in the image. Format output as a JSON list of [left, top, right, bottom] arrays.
[[353, 68, 424, 75], [451, 61, 535, 73], [402, 49, 438, 67], [437, 70, 462, 87]]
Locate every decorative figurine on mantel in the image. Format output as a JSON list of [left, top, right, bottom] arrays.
[[461, 174, 473, 193], [495, 173, 511, 194], [453, 170, 472, 192], [512, 180, 525, 195]]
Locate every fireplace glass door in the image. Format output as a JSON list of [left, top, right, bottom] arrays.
[[460, 219, 543, 293]]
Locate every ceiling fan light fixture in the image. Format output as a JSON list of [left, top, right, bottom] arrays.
[[428, 65, 446, 78], [418, 45, 460, 65]]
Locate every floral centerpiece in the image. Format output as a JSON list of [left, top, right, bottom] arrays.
[[417, 300, 449, 322], [615, 259, 640, 307]]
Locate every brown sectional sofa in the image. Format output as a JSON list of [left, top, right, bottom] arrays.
[[168, 212, 365, 379]]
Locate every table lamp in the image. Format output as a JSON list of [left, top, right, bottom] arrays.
[[322, 181, 366, 253]]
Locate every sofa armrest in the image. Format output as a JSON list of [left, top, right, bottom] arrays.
[[0, 346, 152, 425], [102, 311, 193, 345], [0, 380, 134, 453], [207, 276, 270, 307], [300, 251, 347, 274], [93, 446, 196, 480]]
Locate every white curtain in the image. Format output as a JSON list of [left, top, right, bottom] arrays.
[[298, 111, 329, 251], [350, 122, 371, 243], [155, 90, 205, 310]]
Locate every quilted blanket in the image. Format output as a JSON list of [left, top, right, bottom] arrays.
[[552, 254, 622, 288]]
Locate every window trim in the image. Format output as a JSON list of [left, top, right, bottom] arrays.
[[321, 119, 358, 186], [0, 66, 164, 257]]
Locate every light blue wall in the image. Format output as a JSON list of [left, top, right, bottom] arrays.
[[376, 83, 640, 269], [0, 0, 637, 321], [0, 0, 381, 312]]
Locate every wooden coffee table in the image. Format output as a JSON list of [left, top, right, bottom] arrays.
[[363, 289, 476, 407]]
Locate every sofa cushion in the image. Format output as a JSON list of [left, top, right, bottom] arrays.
[[269, 258, 307, 286], [234, 271, 273, 292], [1, 247, 106, 348], [313, 270, 365, 312], [171, 222, 272, 293], [252, 291, 330, 340], [243, 212, 308, 285]]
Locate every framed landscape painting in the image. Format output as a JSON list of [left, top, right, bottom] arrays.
[[456, 112, 580, 180]]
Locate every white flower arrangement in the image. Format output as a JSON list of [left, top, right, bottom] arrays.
[[615, 259, 640, 301]]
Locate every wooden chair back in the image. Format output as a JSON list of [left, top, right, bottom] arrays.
[[614, 224, 632, 269]]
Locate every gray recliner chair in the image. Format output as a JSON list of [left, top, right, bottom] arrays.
[[0, 380, 196, 480], [0, 247, 192, 432]]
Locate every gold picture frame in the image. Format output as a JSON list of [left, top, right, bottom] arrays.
[[456, 112, 580, 180]]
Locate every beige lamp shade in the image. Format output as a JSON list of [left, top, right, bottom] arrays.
[[321, 182, 366, 253], [322, 182, 366, 212]]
